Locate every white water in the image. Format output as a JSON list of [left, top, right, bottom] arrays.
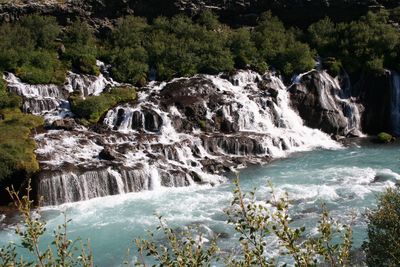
[[33, 70, 344, 205], [1, 142, 398, 266], [3, 62, 118, 123]]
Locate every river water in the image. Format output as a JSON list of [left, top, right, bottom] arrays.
[[1, 140, 399, 266]]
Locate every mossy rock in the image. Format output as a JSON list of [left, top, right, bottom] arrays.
[[376, 132, 395, 143]]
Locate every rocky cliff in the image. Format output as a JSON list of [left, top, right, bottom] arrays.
[[0, 0, 397, 31]]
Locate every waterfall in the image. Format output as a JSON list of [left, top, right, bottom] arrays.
[[3, 63, 118, 123], [35, 70, 343, 205], [38, 166, 194, 206], [390, 70, 400, 136]]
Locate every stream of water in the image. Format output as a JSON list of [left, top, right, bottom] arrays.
[[1, 140, 398, 266]]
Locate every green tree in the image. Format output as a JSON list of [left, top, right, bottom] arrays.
[[63, 20, 99, 75]]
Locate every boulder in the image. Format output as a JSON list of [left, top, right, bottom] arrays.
[[50, 119, 77, 131], [374, 132, 395, 143], [99, 147, 119, 160]]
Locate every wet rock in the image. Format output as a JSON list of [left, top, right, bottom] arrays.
[[143, 109, 162, 132], [289, 70, 360, 136], [50, 119, 77, 131], [131, 110, 143, 129], [99, 147, 119, 161], [373, 132, 395, 144]]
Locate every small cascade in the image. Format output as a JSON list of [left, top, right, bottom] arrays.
[[390, 70, 400, 136], [3, 63, 118, 122], [4, 73, 68, 115], [38, 166, 196, 206], [65, 72, 118, 98]]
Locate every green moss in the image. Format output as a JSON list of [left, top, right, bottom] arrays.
[[70, 87, 137, 124], [376, 132, 395, 143], [198, 120, 206, 130], [0, 78, 21, 109]]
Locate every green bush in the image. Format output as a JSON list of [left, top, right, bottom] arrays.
[[70, 87, 137, 124], [363, 187, 400, 266], [308, 11, 400, 75], [15, 51, 67, 85], [0, 15, 67, 84], [323, 57, 342, 77], [19, 15, 60, 50], [229, 28, 259, 69], [0, 78, 21, 109], [252, 12, 315, 76], [62, 20, 99, 75], [0, 108, 43, 184]]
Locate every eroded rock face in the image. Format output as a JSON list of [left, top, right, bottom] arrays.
[[355, 71, 392, 135], [0, 0, 394, 32], [289, 70, 364, 137]]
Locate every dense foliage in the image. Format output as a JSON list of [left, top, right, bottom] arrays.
[[70, 87, 137, 124], [1, 9, 399, 85], [363, 187, 400, 266], [0, 15, 98, 84], [308, 11, 400, 75], [0, 78, 43, 188], [0, 15, 66, 84]]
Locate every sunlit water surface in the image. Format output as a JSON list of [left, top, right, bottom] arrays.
[[1, 140, 399, 266]]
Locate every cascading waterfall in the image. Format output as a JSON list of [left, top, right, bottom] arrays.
[[3, 61, 118, 123], [24, 69, 351, 205], [390, 70, 400, 136]]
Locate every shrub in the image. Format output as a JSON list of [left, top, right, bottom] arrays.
[[16, 51, 67, 85], [323, 57, 342, 77], [70, 87, 137, 124], [0, 78, 21, 109], [0, 15, 67, 84], [0, 182, 93, 266], [0, 108, 43, 185], [363, 187, 400, 266], [62, 20, 99, 75], [135, 179, 353, 266], [229, 28, 260, 69], [109, 47, 149, 85], [308, 11, 400, 75], [19, 15, 60, 50], [0, 178, 354, 266], [252, 12, 315, 76]]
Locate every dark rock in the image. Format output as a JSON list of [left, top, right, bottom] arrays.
[[289, 70, 350, 135], [143, 109, 162, 132], [356, 72, 392, 135], [131, 110, 143, 130], [99, 147, 119, 160], [50, 119, 77, 131]]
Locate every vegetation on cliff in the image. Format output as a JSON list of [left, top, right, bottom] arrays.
[[308, 10, 400, 75], [70, 87, 137, 124], [0, 77, 43, 197]]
